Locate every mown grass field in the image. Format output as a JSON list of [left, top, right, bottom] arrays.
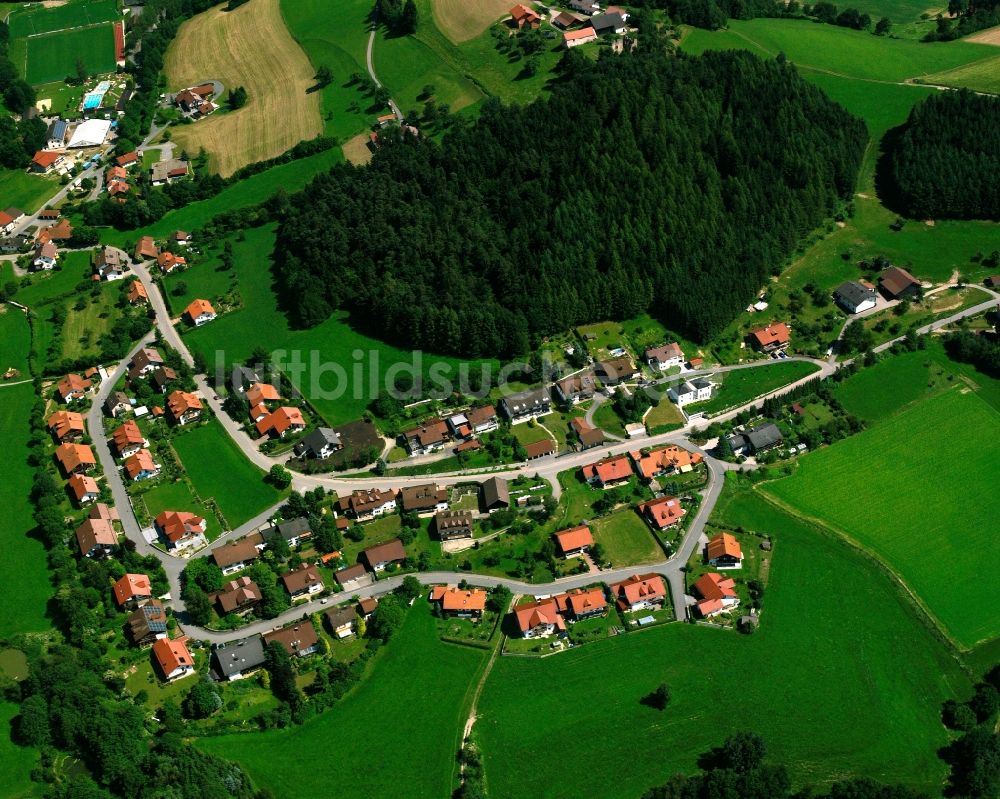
[[0, 307, 31, 377], [686, 361, 819, 416], [767, 386, 1000, 648], [12, 250, 91, 307], [0, 383, 51, 637], [23, 23, 116, 85], [197, 603, 486, 799], [923, 52, 1000, 93], [7, 0, 118, 38], [0, 169, 60, 214], [164, 0, 323, 176], [432, 0, 511, 43], [170, 418, 286, 529], [60, 282, 123, 361], [590, 509, 662, 566], [477, 483, 969, 797]]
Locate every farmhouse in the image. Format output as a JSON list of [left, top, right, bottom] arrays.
[[646, 342, 684, 370], [403, 418, 450, 454], [76, 517, 117, 558], [571, 416, 605, 449], [834, 280, 878, 314], [749, 322, 790, 353], [68, 473, 99, 505], [581, 455, 633, 488], [509, 3, 541, 28], [480, 477, 510, 512], [184, 298, 216, 326], [151, 158, 190, 186], [555, 371, 596, 404], [211, 636, 267, 681], [152, 637, 195, 682], [668, 378, 713, 407], [610, 573, 666, 612], [56, 373, 92, 403], [295, 426, 342, 459], [499, 387, 551, 422], [630, 445, 703, 480], [124, 449, 160, 481], [256, 406, 306, 438], [692, 572, 740, 618], [112, 420, 146, 457], [134, 236, 159, 260], [564, 26, 599, 46], [706, 532, 743, 569], [127, 601, 168, 646], [334, 563, 373, 592], [553, 525, 594, 558], [435, 509, 474, 541], [212, 533, 264, 575], [31, 150, 64, 174], [553, 10, 586, 27], [878, 266, 921, 300], [166, 390, 203, 425], [361, 538, 407, 572], [591, 10, 627, 34], [48, 410, 85, 442], [524, 439, 555, 460], [513, 599, 566, 638], [637, 496, 685, 530], [596, 356, 639, 385], [430, 585, 488, 619], [112, 573, 152, 608], [263, 623, 319, 658], [55, 442, 96, 475], [337, 488, 397, 520], [155, 510, 207, 550], [281, 564, 325, 600], [399, 484, 448, 514], [325, 606, 357, 638]]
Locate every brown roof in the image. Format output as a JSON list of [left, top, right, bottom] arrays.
[[466, 405, 497, 426], [55, 442, 96, 474], [553, 525, 593, 554], [404, 419, 449, 447], [341, 488, 397, 515], [263, 622, 319, 655], [357, 597, 378, 615], [645, 342, 684, 363], [68, 473, 99, 501], [879, 266, 921, 298], [215, 576, 260, 613], [281, 564, 324, 594], [211, 533, 264, 569], [398, 483, 447, 512], [76, 517, 117, 553], [335, 563, 368, 584], [48, 410, 85, 440], [361, 538, 406, 568], [524, 439, 555, 459], [597, 356, 637, 382], [134, 236, 159, 259], [89, 502, 119, 522], [707, 532, 743, 562]]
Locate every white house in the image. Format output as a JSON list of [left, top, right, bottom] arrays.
[[834, 280, 878, 314], [668, 378, 713, 407], [645, 342, 685, 371]]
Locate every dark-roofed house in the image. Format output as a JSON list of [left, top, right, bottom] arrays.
[[591, 10, 626, 34], [555, 371, 596, 404], [879, 266, 921, 301], [214, 576, 261, 616], [263, 622, 319, 657], [479, 477, 509, 512], [335, 563, 373, 592], [127, 600, 168, 646], [295, 426, 342, 459], [834, 280, 878, 314], [211, 636, 267, 681], [128, 347, 164, 380], [104, 391, 131, 418], [324, 605, 357, 638], [266, 517, 312, 548], [569, 0, 600, 13], [361, 538, 407, 572], [281, 564, 324, 600], [399, 484, 448, 514], [499, 387, 551, 422], [746, 423, 783, 454], [596, 356, 639, 385], [435, 509, 474, 541], [337, 488, 397, 520], [403, 418, 450, 455], [646, 342, 685, 371], [149, 366, 178, 394], [211, 533, 264, 575]]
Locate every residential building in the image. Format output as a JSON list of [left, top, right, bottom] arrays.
[[357, 597, 378, 620], [295, 426, 342, 459], [581, 455, 633, 488], [563, 587, 607, 620], [37, 218, 72, 243], [47, 410, 85, 442], [510, 3, 541, 28], [89, 502, 119, 524], [57, 373, 91, 403], [569, 0, 600, 13], [555, 371, 596, 404], [94, 246, 126, 280], [571, 416, 605, 449], [256, 406, 305, 438], [45, 119, 68, 149], [31, 240, 58, 270], [149, 366, 178, 394], [171, 230, 191, 246], [211, 533, 264, 575], [281, 564, 324, 599], [115, 151, 138, 168], [113, 573, 152, 608], [127, 600, 168, 646], [68, 473, 99, 505], [749, 323, 790, 353], [745, 423, 783, 454], [324, 606, 357, 638], [668, 378, 713, 407], [156, 251, 186, 273], [403, 418, 450, 454], [31, 150, 64, 174], [154, 510, 207, 550], [479, 476, 510, 512], [104, 391, 131, 418], [184, 298, 216, 326], [610, 573, 667, 612], [430, 585, 488, 619], [112, 419, 146, 457], [152, 637, 195, 682], [215, 577, 261, 616], [263, 622, 319, 657], [878, 266, 921, 301], [361, 538, 407, 572], [499, 387, 551, 423], [553, 525, 593, 558], [134, 236, 158, 261], [591, 10, 626, 34], [553, 10, 586, 27], [76, 517, 117, 557], [435, 509, 474, 540], [466, 405, 499, 434], [266, 517, 312, 548], [645, 342, 685, 371], [166, 390, 202, 425], [525, 439, 555, 460], [124, 449, 160, 481], [211, 636, 267, 681], [638, 496, 685, 530], [513, 599, 566, 638], [596, 356, 639, 385], [334, 563, 373, 592], [55, 442, 96, 475], [692, 572, 740, 618], [834, 280, 878, 314], [706, 532, 743, 569], [337, 488, 397, 520], [245, 382, 280, 406], [630, 445, 703, 480], [150, 158, 189, 186], [128, 348, 165, 381]]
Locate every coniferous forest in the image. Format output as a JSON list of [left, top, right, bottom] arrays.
[[888, 90, 1000, 220], [275, 50, 867, 358]]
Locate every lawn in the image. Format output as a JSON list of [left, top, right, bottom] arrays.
[[590, 509, 662, 567], [512, 421, 552, 447], [7, 0, 119, 38], [60, 281, 123, 360], [0, 307, 31, 377], [0, 383, 51, 637], [644, 397, 684, 432], [14, 250, 91, 307], [0, 701, 39, 799], [197, 603, 486, 799], [476, 485, 970, 797], [170, 418, 286, 530], [592, 400, 627, 436], [685, 361, 820, 416], [0, 169, 60, 214], [139, 479, 222, 542], [33, 80, 84, 116], [766, 386, 1000, 649], [23, 24, 117, 85]]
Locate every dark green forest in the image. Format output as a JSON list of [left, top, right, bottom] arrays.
[[275, 49, 866, 358], [888, 91, 1000, 219]]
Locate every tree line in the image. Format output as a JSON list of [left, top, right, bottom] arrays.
[[924, 0, 1000, 40], [888, 90, 1000, 220], [0, 20, 46, 169], [273, 48, 866, 358]]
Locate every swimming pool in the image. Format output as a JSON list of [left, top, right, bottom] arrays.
[[82, 81, 113, 110]]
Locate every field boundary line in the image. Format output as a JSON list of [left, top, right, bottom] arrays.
[[752, 484, 977, 671]]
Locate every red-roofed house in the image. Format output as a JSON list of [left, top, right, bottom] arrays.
[[116, 151, 139, 168], [610, 573, 667, 613], [55, 442, 96, 475], [256, 406, 305, 439], [510, 3, 541, 28], [564, 27, 597, 47], [68, 473, 99, 505], [157, 251, 187, 273], [513, 599, 567, 638], [638, 496, 686, 530], [564, 587, 607, 620], [706, 532, 743, 569], [630, 445, 703, 480], [124, 449, 160, 481], [166, 390, 202, 425], [553, 525, 593, 558], [430, 585, 488, 619], [47, 410, 85, 442], [749, 322, 790, 353], [113, 573, 153, 608], [246, 382, 280, 406], [57, 373, 92, 403], [31, 150, 64, 173], [112, 420, 146, 457], [134, 236, 159, 261], [581, 455, 633, 488], [155, 510, 206, 550], [127, 280, 148, 305], [184, 299, 216, 326], [152, 637, 195, 682], [692, 572, 740, 618], [76, 518, 117, 558]]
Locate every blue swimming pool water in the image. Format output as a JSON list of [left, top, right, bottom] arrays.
[[83, 94, 101, 110]]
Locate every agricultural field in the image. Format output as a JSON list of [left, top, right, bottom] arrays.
[[766, 386, 1000, 649], [164, 0, 323, 176], [431, 0, 511, 43], [685, 361, 820, 416], [0, 169, 60, 214], [0, 306, 31, 378], [476, 485, 970, 798], [590, 508, 662, 566], [197, 604, 487, 799], [7, 0, 119, 38], [170, 418, 286, 530], [22, 24, 116, 85], [923, 51, 1000, 93]]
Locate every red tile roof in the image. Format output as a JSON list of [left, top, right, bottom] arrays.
[[611, 573, 667, 608], [638, 496, 685, 529], [566, 587, 606, 617], [630, 445, 703, 479], [68, 473, 99, 501], [124, 448, 158, 480], [706, 532, 742, 562], [155, 510, 206, 543], [152, 636, 193, 677], [255, 406, 305, 437], [55, 442, 96, 474], [246, 382, 280, 405], [184, 298, 215, 320], [47, 410, 85, 440], [514, 599, 566, 634], [113, 573, 152, 605], [692, 572, 737, 602], [553, 525, 593, 554], [582, 455, 632, 484], [750, 322, 790, 348]]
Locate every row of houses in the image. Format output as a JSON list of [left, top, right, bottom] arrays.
[[580, 443, 704, 489]]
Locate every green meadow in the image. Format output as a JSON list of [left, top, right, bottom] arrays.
[[0, 170, 60, 214], [767, 386, 1000, 648], [923, 52, 1000, 94], [0, 307, 31, 378], [0, 701, 38, 799], [7, 0, 119, 38], [476, 483, 968, 797], [686, 360, 820, 416], [198, 603, 486, 799], [24, 24, 116, 85]]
